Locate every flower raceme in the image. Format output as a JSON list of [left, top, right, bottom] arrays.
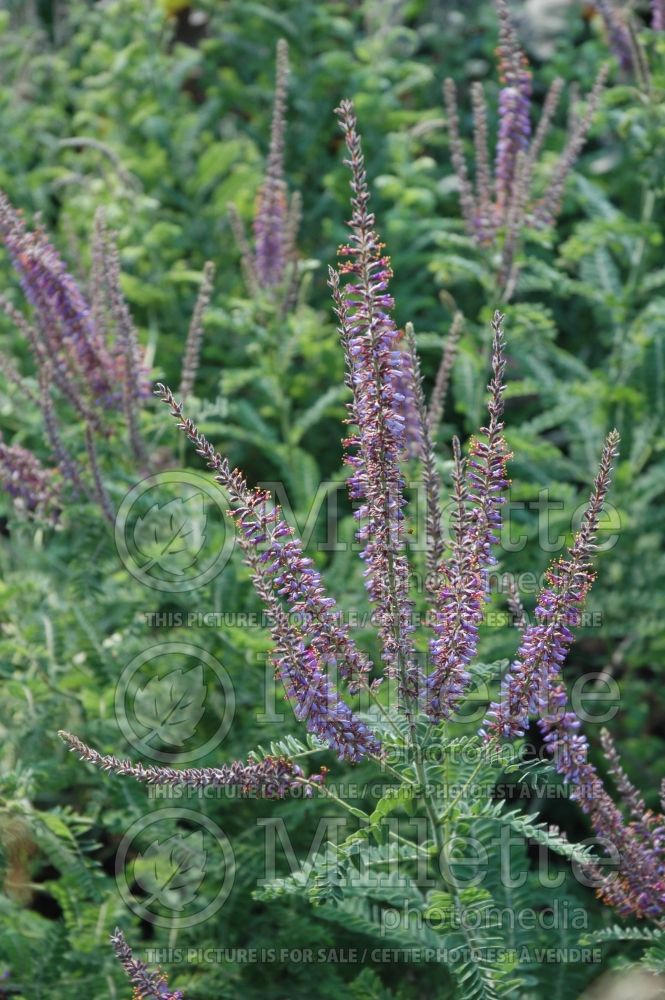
[[478, 429, 665, 919], [426, 313, 511, 722], [60, 731, 320, 798], [330, 99, 420, 702], [111, 928, 184, 1000], [0, 438, 61, 522], [0, 195, 218, 522], [0, 191, 119, 408], [0, 192, 150, 414], [653, 0, 665, 31], [482, 429, 620, 743], [228, 39, 300, 304], [56, 97, 665, 933], [445, 0, 607, 294], [156, 383, 380, 763], [494, 0, 532, 219], [60, 103, 513, 788], [0, 195, 155, 521], [595, 0, 635, 74], [253, 38, 297, 289]]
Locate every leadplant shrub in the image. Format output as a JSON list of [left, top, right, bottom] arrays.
[[1, 4, 665, 998], [57, 99, 665, 999]]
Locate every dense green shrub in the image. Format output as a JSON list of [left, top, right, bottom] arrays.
[[0, 2, 664, 998]]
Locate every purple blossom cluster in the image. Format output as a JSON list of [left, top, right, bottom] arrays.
[[0, 196, 156, 520], [653, 0, 665, 31], [229, 40, 300, 302], [330, 100, 421, 702], [445, 0, 606, 294], [426, 438, 484, 719], [111, 927, 185, 1000], [393, 340, 424, 460], [0, 438, 61, 522], [494, 0, 532, 217], [156, 384, 380, 762], [539, 717, 665, 920], [60, 731, 319, 797], [150, 106, 514, 757], [0, 193, 120, 408], [254, 38, 293, 288], [426, 315, 511, 721], [595, 0, 635, 74], [49, 87, 665, 934], [482, 430, 620, 741], [91, 209, 152, 444], [476, 428, 665, 920], [595, 729, 665, 919]]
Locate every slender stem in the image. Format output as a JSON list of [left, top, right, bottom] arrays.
[[374, 755, 416, 785], [440, 743, 497, 822], [626, 186, 657, 302], [415, 755, 444, 854], [298, 777, 369, 820], [363, 679, 404, 741]]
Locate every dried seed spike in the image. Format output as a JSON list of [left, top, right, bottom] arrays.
[[254, 38, 291, 288], [428, 311, 463, 435], [60, 730, 315, 798], [532, 65, 608, 228], [471, 82, 494, 244], [179, 261, 215, 400]]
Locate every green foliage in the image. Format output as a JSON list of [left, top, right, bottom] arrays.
[[0, 2, 664, 999]]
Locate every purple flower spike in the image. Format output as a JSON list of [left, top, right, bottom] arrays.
[[0, 192, 120, 408], [444, 2, 605, 294], [494, 0, 532, 220], [538, 715, 665, 920], [393, 337, 424, 460], [229, 40, 300, 303], [253, 39, 291, 288], [60, 731, 316, 797], [426, 313, 511, 722], [482, 430, 620, 741], [0, 437, 61, 522], [595, 0, 636, 74], [330, 99, 421, 702], [111, 927, 185, 1000], [156, 384, 380, 762]]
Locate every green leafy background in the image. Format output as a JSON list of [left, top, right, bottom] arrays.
[[0, 1, 664, 997]]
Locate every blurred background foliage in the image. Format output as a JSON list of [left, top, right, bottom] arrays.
[[0, 0, 664, 996]]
